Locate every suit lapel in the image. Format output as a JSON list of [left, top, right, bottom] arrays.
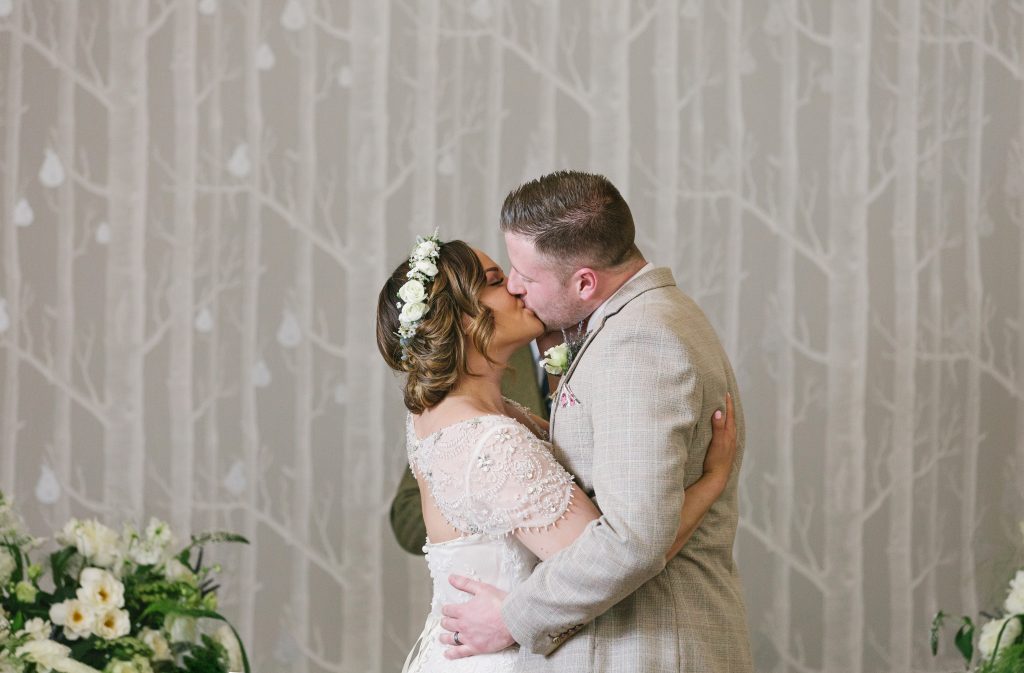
[[549, 267, 677, 434]]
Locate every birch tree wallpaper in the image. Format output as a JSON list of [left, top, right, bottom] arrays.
[[1, 1, 1023, 671]]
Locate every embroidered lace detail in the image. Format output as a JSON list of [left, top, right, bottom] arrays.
[[407, 414, 573, 537], [502, 396, 549, 441]]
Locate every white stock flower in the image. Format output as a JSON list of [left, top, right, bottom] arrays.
[[0, 548, 14, 586], [144, 519, 173, 549], [978, 615, 1023, 659], [77, 568, 125, 610], [20, 617, 51, 641], [140, 628, 172, 661], [163, 558, 196, 584], [165, 615, 197, 644], [1005, 569, 1024, 615], [15, 639, 70, 671], [59, 519, 120, 568], [214, 625, 244, 672], [49, 599, 96, 641], [540, 343, 570, 376], [400, 301, 428, 324], [92, 608, 130, 640], [397, 280, 426, 305]]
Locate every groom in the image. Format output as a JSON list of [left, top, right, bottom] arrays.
[[439, 171, 753, 672]]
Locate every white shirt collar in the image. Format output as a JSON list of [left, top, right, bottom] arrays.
[[586, 262, 654, 330]]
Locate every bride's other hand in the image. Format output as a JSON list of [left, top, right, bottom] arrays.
[[703, 392, 737, 492], [664, 392, 738, 561]]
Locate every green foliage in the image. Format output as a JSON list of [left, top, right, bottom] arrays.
[[977, 643, 1024, 673], [181, 635, 229, 673]]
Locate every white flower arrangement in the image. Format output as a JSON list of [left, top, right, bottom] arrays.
[[932, 523, 1024, 672], [0, 492, 250, 673], [395, 230, 442, 353]]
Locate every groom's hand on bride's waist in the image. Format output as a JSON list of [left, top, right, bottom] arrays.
[[439, 575, 515, 659]]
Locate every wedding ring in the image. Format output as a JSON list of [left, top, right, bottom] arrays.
[[453, 631, 462, 646]]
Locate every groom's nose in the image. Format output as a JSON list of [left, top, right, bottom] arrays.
[[507, 268, 525, 296]]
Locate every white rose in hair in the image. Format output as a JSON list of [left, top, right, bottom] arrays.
[[398, 280, 426, 305], [414, 240, 440, 259], [413, 259, 438, 277], [978, 615, 1023, 659], [400, 302, 428, 324], [1006, 569, 1024, 615]]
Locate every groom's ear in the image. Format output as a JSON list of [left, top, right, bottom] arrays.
[[573, 268, 599, 300]]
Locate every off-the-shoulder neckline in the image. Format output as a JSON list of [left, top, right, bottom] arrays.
[[408, 413, 516, 443]]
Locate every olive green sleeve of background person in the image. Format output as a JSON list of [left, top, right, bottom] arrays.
[[389, 466, 427, 555], [388, 344, 544, 555]]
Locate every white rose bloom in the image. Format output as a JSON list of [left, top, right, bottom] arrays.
[[106, 661, 141, 673], [397, 280, 426, 305], [60, 520, 120, 568], [1005, 569, 1024, 615], [214, 625, 244, 672], [140, 628, 173, 661], [53, 659, 103, 673], [163, 558, 196, 584], [165, 615, 197, 644], [77, 568, 125, 610], [414, 240, 439, 259], [49, 599, 95, 641], [978, 615, 1023, 659], [15, 639, 71, 671], [413, 259, 438, 277], [92, 608, 130, 640], [0, 548, 14, 586], [400, 302, 428, 324], [20, 617, 52, 641], [0, 659, 18, 673]]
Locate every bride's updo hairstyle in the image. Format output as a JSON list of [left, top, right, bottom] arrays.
[[376, 240, 499, 414]]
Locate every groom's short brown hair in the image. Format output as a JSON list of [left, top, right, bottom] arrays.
[[499, 171, 640, 273]]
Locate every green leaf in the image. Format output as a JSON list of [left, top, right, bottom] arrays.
[[185, 533, 249, 552], [955, 617, 975, 667], [931, 611, 947, 657], [139, 601, 250, 673]]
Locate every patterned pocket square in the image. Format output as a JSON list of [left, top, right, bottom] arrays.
[[559, 384, 581, 408]]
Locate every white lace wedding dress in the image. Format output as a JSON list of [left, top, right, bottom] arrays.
[[401, 403, 575, 673]]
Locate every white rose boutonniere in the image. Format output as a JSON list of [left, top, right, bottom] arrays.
[[540, 343, 571, 376]]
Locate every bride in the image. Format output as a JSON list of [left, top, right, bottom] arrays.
[[376, 235, 736, 672]]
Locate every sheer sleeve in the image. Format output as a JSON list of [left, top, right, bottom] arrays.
[[464, 420, 574, 537]]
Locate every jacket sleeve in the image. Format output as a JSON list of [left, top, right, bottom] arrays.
[[501, 315, 698, 655], [389, 467, 427, 555]]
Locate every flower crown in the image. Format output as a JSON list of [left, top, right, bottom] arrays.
[[395, 230, 442, 357]]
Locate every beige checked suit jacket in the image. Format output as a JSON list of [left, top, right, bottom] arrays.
[[502, 267, 753, 673]]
